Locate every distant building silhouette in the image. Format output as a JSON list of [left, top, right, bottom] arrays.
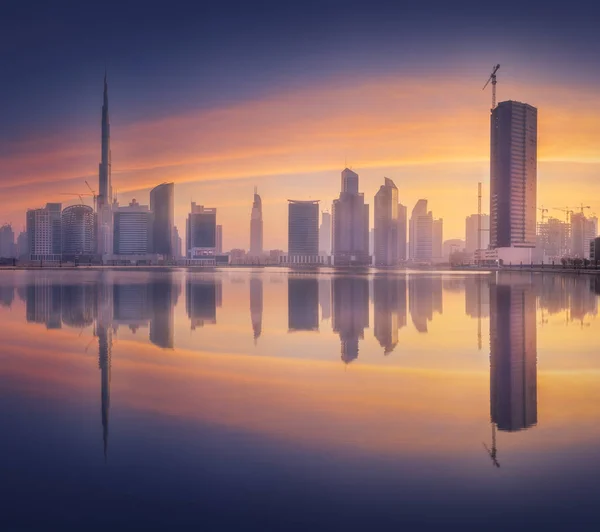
[[432, 218, 443, 261], [332, 276, 369, 364], [490, 101, 537, 252], [288, 277, 319, 331], [570, 213, 597, 259], [374, 178, 399, 266], [489, 278, 537, 431], [250, 188, 263, 256], [216, 225, 223, 255], [319, 211, 331, 256], [332, 168, 370, 266], [150, 183, 175, 258], [409, 200, 433, 263], [398, 204, 407, 262], [0, 224, 15, 258], [465, 214, 490, 255]]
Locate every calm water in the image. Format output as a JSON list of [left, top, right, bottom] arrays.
[[1, 269, 599, 530]]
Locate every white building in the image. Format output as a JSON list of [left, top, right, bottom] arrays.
[[113, 200, 153, 255]]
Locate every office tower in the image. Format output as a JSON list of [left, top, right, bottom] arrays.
[[150, 276, 180, 349], [150, 183, 174, 258], [409, 199, 433, 262], [398, 203, 407, 261], [332, 276, 369, 364], [373, 277, 399, 354], [0, 224, 15, 258], [113, 200, 153, 255], [26, 203, 62, 261], [432, 218, 443, 261], [490, 101, 538, 250], [374, 178, 399, 266], [97, 73, 114, 255], [186, 203, 217, 259], [288, 277, 319, 331], [288, 200, 319, 257], [185, 278, 221, 329], [570, 213, 597, 259], [250, 188, 263, 256], [537, 217, 568, 262], [465, 214, 490, 254], [319, 211, 332, 255], [489, 278, 537, 431], [172, 226, 182, 258], [61, 205, 96, 257], [332, 168, 370, 266], [216, 225, 223, 254], [250, 277, 263, 341]]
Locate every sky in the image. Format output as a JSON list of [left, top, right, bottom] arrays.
[[2, 0, 600, 250]]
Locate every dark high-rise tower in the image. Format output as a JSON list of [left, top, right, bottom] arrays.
[[99, 72, 112, 209], [97, 73, 114, 255], [150, 183, 174, 257]]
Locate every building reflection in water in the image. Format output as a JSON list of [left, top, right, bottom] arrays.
[[373, 276, 407, 355], [250, 277, 263, 342], [408, 275, 442, 333], [288, 277, 319, 332], [25, 278, 63, 329], [489, 276, 538, 433], [0, 284, 15, 308], [318, 278, 332, 322], [332, 277, 369, 364], [149, 276, 181, 349], [185, 277, 222, 330], [113, 284, 151, 334]]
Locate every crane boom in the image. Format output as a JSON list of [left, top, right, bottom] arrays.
[[483, 64, 501, 110]]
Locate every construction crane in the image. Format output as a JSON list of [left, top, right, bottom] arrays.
[[59, 192, 94, 206], [575, 203, 591, 215], [482, 64, 501, 110], [538, 206, 548, 223], [483, 423, 500, 468], [85, 180, 98, 212], [553, 207, 574, 224]]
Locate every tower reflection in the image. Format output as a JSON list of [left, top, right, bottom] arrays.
[[186, 277, 222, 330], [332, 276, 369, 364], [489, 276, 538, 432], [149, 276, 181, 348], [373, 276, 407, 355], [250, 277, 263, 341], [408, 275, 442, 333], [288, 277, 319, 332]]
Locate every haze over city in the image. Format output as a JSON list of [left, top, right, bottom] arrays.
[[2, 1, 600, 251]]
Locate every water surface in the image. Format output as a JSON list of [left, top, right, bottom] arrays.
[[1, 269, 599, 530]]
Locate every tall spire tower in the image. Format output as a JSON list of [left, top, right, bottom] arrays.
[[99, 71, 112, 207], [250, 187, 263, 256], [97, 72, 114, 255]]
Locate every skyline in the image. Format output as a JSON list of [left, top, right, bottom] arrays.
[[2, 2, 600, 250]]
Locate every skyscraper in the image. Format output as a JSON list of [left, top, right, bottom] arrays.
[[150, 183, 174, 258], [250, 188, 263, 256], [288, 200, 319, 258], [319, 211, 331, 256], [113, 200, 153, 255], [490, 101, 537, 251], [409, 199, 433, 262], [374, 177, 399, 266], [186, 203, 217, 259], [398, 203, 407, 262], [332, 168, 370, 266], [97, 73, 114, 255], [61, 205, 96, 257], [570, 213, 597, 259], [432, 218, 443, 261], [465, 214, 490, 254], [27, 203, 62, 261]]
